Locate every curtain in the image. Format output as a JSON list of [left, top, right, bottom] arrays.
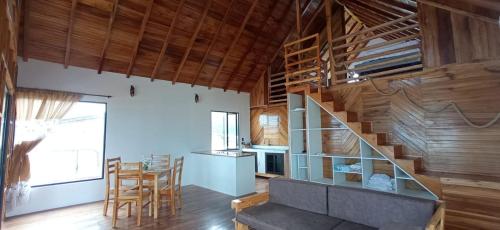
[[7, 89, 81, 187]]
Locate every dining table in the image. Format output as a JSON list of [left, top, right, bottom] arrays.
[[120, 166, 172, 219], [144, 167, 173, 219]]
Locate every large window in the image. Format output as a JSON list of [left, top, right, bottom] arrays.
[[211, 111, 239, 150], [27, 102, 106, 186]]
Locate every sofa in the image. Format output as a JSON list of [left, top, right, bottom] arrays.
[[231, 178, 445, 230]]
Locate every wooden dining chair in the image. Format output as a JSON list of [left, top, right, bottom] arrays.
[[112, 162, 152, 228], [103, 157, 121, 216], [143, 154, 170, 189], [159, 156, 184, 215]]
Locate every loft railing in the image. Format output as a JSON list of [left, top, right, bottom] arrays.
[[284, 34, 322, 93], [328, 14, 422, 85], [268, 71, 287, 104]]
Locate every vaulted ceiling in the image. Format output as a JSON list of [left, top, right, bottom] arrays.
[[19, 0, 322, 92]]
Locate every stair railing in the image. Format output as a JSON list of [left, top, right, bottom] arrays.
[[284, 33, 322, 93]]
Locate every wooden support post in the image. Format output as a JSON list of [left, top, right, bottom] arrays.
[[325, 0, 336, 86]]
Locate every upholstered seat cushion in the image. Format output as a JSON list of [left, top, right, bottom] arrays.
[[236, 202, 343, 230], [328, 186, 435, 228], [332, 221, 376, 230], [269, 178, 328, 214]]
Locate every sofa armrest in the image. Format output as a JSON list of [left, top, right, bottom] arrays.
[[231, 192, 269, 213], [426, 202, 446, 230]]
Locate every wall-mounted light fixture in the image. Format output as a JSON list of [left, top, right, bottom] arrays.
[[194, 94, 199, 103], [130, 85, 135, 97]]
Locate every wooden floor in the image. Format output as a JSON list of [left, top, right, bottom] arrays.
[[3, 178, 269, 230]]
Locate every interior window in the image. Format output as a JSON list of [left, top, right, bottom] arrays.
[[26, 102, 106, 187], [211, 111, 239, 150]]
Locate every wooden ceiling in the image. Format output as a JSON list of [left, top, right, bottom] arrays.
[[19, 0, 322, 92]]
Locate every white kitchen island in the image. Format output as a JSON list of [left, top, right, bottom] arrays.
[[190, 151, 255, 197]]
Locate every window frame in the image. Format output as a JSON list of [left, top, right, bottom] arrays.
[[31, 101, 107, 188], [210, 111, 240, 151]]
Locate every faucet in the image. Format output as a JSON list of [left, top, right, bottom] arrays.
[[265, 138, 271, 146]]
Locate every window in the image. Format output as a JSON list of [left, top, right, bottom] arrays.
[[27, 102, 106, 186], [211, 111, 239, 150]]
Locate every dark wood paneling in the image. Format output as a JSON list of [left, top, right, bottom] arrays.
[[18, 0, 324, 92], [419, 1, 500, 68]]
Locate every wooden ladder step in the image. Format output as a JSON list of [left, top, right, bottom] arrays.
[[378, 145, 403, 159], [321, 93, 334, 102], [396, 158, 423, 174], [361, 122, 372, 134], [333, 111, 358, 122]]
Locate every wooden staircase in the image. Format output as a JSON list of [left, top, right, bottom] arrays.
[[296, 85, 442, 198]]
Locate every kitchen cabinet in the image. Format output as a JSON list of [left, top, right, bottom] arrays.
[[257, 152, 266, 173]]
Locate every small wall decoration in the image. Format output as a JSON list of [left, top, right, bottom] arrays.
[[130, 85, 135, 97], [194, 94, 199, 103]]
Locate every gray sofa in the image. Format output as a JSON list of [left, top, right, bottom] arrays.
[[231, 178, 445, 230]]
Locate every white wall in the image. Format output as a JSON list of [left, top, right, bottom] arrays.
[[7, 59, 250, 216]]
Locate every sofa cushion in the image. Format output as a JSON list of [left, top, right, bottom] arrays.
[[328, 186, 435, 228], [379, 222, 424, 230], [333, 221, 376, 230], [269, 178, 328, 214], [236, 202, 343, 230]]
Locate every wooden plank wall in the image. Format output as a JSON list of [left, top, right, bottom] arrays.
[[333, 61, 500, 229], [250, 74, 288, 146], [441, 177, 500, 229], [419, 1, 500, 68]]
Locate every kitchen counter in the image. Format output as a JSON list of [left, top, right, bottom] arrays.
[[191, 150, 254, 158], [190, 150, 255, 196], [242, 145, 289, 154]]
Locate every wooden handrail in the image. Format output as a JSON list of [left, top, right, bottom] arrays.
[[332, 14, 417, 43], [284, 33, 319, 47], [334, 53, 422, 76], [285, 46, 319, 57], [285, 66, 321, 77], [334, 34, 420, 59], [285, 77, 320, 85], [332, 24, 419, 51], [286, 56, 318, 67], [336, 64, 423, 83], [335, 44, 420, 68]]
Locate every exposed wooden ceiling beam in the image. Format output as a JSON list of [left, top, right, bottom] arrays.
[[237, 0, 312, 93], [172, 0, 212, 85], [269, 0, 319, 74], [126, 0, 154, 78], [22, 0, 30, 61], [223, 0, 279, 91], [64, 0, 78, 68], [303, 1, 325, 33], [295, 0, 302, 37], [190, 0, 236, 87], [97, 0, 119, 74], [207, 0, 259, 89], [150, 0, 186, 81], [270, 0, 315, 67]]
